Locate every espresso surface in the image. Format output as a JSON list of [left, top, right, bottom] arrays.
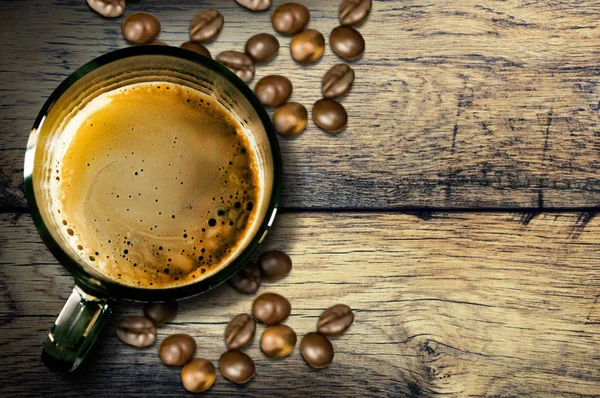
[[51, 82, 258, 288]]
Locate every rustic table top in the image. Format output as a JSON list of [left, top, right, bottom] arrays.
[[1, 0, 599, 397]]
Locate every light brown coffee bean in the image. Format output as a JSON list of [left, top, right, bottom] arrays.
[[225, 314, 256, 350], [272, 2, 310, 34], [330, 26, 365, 60], [291, 29, 325, 63], [261, 324, 297, 358], [300, 332, 334, 368], [273, 102, 308, 136], [180, 41, 212, 58], [190, 8, 224, 42], [339, 0, 372, 26], [258, 250, 292, 279], [216, 51, 255, 83], [254, 76, 293, 107], [115, 316, 157, 347], [143, 302, 178, 325], [219, 351, 255, 384], [122, 13, 161, 45], [322, 64, 355, 99], [87, 0, 125, 18], [159, 334, 197, 366], [229, 262, 261, 293], [317, 304, 354, 335], [150, 40, 168, 46], [245, 33, 280, 63], [252, 292, 291, 325], [312, 99, 348, 133], [236, 0, 271, 11], [181, 358, 216, 393]]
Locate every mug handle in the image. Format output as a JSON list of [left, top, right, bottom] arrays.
[[42, 286, 112, 372]]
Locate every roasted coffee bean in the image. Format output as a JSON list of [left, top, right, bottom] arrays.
[[317, 304, 354, 335], [245, 33, 280, 63], [236, 0, 271, 11], [339, 0, 372, 26], [273, 102, 308, 136], [225, 313, 256, 350], [322, 64, 355, 98], [252, 292, 291, 325], [258, 250, 292, 279], [150, 40, 168, 46], [159, 334, 197, 366], [122, 13, 161, 45], [254, 76, 293, 107], [312, 99, 348, 133], [229, 262, 261, 293], [300, 332, 334, 368], [219, 351, 255, 384], [190, 8, 224, 42], [181, 358, 216, 393], [87, 0, 125, 18], [180, 41, 212, 58], [272, 2, 310, 34], [216, 51, 255, 83], [143, 302, 178, 325], [291, 29, 325, 63], [261, 324, 297, 358], [330, 26, 365, 60], [115, 316, 157, 347]]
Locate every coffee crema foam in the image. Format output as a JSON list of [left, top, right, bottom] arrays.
[[50, 82, 259, 288]]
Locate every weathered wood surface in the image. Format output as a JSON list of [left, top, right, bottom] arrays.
[[2, 1, 600, 210], [1, 212, 599, 397]]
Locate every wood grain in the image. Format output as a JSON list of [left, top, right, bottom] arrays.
[[2, 1, 600, 210], [1, 212, 599, 397]]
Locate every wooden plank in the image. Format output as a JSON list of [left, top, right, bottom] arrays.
[[1, 212, 599, 397], [2, 1, 600, 211]]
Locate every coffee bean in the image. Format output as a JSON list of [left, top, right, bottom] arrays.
[[87, 0, 125, 18], [317, 304, 354, 335], [245, 33, 280, 63], [330, 26, 365, 60], [159, 334, 197, 366], [122, 13, 161, 45], [115, 316, 157, 347], [261, 324, 297, 358], [143, 302, 178, 325], [225, 313, 256, 350], [180, 41, 212, 58], [254, 76, 293, 107], [291, 29, 325, 63], [150, 40, 168, 46], [216, 51, 255, 83], [272, 2, 310, 34], [236, 0, 271, 11], [273, 102, 308, 136], [219, 351, 255, 384], [190, 8, 224, 43], [229, 261, 261, 293], [181, 358, 216, 393], [252, 292, 291, 325], [322, 64, 355, 99], [339, 0, 372, 26], [300, 332, 334, 368], [258, 250, 292, 279], [312, 99, 348, 133]]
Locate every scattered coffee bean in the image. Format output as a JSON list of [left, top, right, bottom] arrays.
[[258, 250, 292, 279], [300, 332, 334, 368], [330, 26, 365, 60], [317, 304, 354, 335], [245, 33, 280, 63], [150, 40, 168, 46], [252, 292, 291, 325], [219, 351, 256, 384], [217, 51, 255, 83], [261, 324, 297, 358], [254, 76, 293, 107], [190, 8, 224, 42], [291, 29, 325, 63], [87, 0, 125, 18], [143, 302, 178, 325], [159, 334, 197, 366], [272, 2, 310, 34], [180, 41, 212, 58], [225, 313, 256, 350], [236, 0, 272, 11], [273, 102, 308, 136], [322, 64, 355, 99], [339, 0, 372, 26], [312, 99, 348, 133], [115, 316, 157, 347], [181, 358, 216, 393], [229, 261, 261, 293], [122, 12, 161, 45]]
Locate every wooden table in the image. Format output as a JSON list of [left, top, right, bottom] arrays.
[[1, 1, 599, 396]]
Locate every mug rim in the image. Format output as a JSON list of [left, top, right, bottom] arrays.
[[24, 46, 283, 301]]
